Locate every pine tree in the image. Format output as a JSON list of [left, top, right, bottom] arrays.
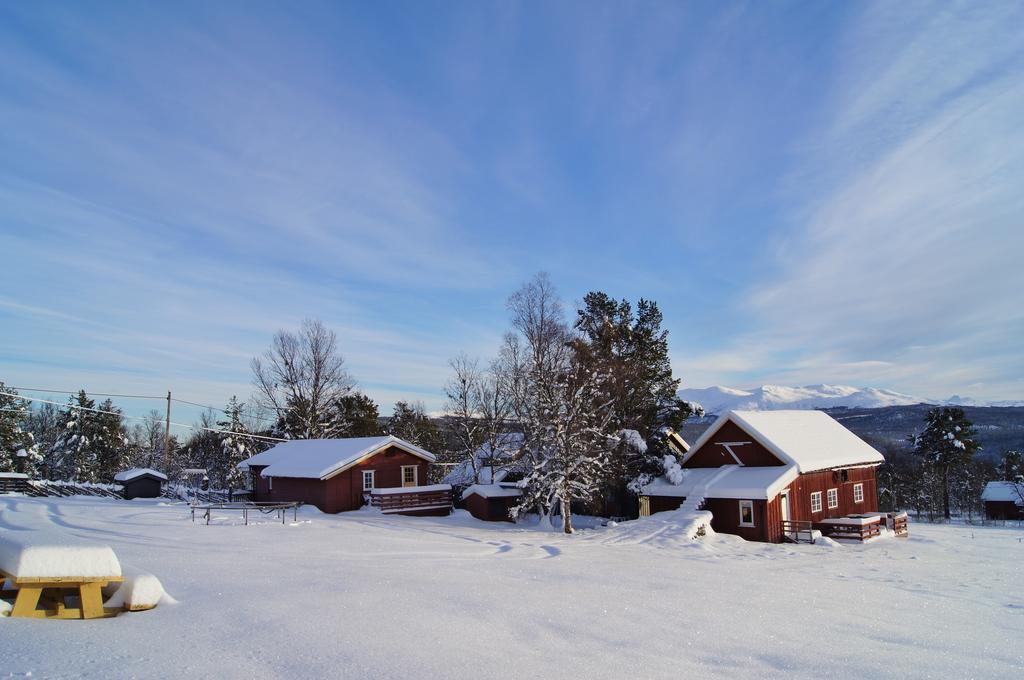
[[388, 401, 444, 452], [573, 292, 700, 503], [910, 407, 980, 520], [1000, 450, 1023, 481], [93, 399, 130, 482], [334, 392, 384, 437], [216, 396, 257, 489], [0, 383, 38, 474], [51, 391, 97, 481]]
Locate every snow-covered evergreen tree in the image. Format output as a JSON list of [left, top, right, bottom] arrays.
[[1000, 450, 1023, 481], [388, 400, 444, 453], [910, 407, 980, 520], [50, 391, 128, 482], [93, 399, 130, 482], [0, 383, 39, 474], [217, 396, 257, 489]]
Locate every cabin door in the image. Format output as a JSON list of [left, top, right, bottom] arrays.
[[779, 490, 791, 523]]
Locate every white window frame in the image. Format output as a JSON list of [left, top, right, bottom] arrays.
[[810, 491, 822, 513], [401, 465, 418, 487], [268, 476, 273, 491], [827, 487, 839, 509], [853, 482, 864, 503], [738, 500, 755, 527], [362, 469, 375, 491]]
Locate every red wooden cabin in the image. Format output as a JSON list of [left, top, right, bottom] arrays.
[[642, 410, 885, 542], [238, 436, 450, 515]]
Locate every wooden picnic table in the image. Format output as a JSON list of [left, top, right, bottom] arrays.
[[1, 568, 123, 619]]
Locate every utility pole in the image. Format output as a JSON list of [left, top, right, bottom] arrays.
[[165, 390, 172, 472]]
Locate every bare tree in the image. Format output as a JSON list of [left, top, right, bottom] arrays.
[[251, 318, 355, 439], [444, 354, 513, 484], [503, 273, 616, 533]]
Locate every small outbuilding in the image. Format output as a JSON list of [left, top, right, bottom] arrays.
[[239, 435, 447, 515], [462, 483, 523, 522], [981, 481, 1024, 520], [114, 468, 168, 500]]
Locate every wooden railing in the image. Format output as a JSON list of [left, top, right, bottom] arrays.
[[370, 485, 453, 515], [819, 517, 882, 541], [781, 519, 815, 544], [888, 512, 909, 537]]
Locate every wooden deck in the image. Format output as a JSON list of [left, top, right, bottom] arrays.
[[369, 485, 453, 516], [781, 519, 815, 544]]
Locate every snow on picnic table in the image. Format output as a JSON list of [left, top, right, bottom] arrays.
[[1, 497, 1022, 679]]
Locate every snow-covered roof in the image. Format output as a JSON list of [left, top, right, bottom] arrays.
[[981, 481, 1024, 504], [682, 410, 884, 473], [461, 483, 523, 501], [0, 472, 28, 480], [643, 464, 798, 500], [114, 468, 168, 483], [238, 436, 436, 480]]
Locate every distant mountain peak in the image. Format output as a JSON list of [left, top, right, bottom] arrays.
[[678, 384, 928, 415]]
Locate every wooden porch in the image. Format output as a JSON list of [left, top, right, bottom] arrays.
[[369, 484, 453, 516]]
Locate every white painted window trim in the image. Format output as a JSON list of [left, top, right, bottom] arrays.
[[363, 469, 375, 491], [401, 465, 418, 486], [810, 491, 822, 513], [268, 476, 273, 491], [827, 487, 839, 509], [738, 500, 755, 527], [853, 482, 864, 503]]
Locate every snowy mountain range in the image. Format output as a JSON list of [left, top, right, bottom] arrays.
[[678, 384, 1024, 414]]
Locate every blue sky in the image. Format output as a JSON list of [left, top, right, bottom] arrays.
[[1, 1, 1022, 427]]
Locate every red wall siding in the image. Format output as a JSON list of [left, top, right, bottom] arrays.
[[786, 467, 878, 524], [260, 445, 433, 514], [704, 498, 783, 542], [684, 420, 786, 468], [465, 493, 517, 522]]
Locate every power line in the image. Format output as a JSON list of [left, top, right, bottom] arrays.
[[8, 385, 279, 425], [10, 387, 165, 400], [0, 392, 287, 443]]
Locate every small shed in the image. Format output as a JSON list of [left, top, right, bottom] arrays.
[[981, 481, 1024, 520], [114, 468, 168, 500], [462, 483, 522, 522]]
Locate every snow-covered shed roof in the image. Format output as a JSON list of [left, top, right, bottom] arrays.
[[114, 468, 168, 483], [461, 483, 523, 501], [682, 410, 884, 474], [237, 436, 436, 480], [981, 481, 1024, 504], [643, 464, 798, 500]]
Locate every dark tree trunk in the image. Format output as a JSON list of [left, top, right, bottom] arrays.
[[942, 465, 951, 520]]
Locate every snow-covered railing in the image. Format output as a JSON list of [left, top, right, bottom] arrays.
[[369, 484, 452, 514]]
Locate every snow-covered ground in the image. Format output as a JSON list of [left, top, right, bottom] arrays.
[[1, 497, 1021, 679]]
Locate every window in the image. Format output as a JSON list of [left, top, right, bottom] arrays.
[[268, 476, 273, 491], [401, 465, 418, 487], [738, 500, 755, 527], [827, 488, 839, 509], [853, 483, 864, 503], [362, 470, 375, 491], [810, 491, 822, 513]]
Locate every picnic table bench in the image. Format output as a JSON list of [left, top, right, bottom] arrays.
[[0, 530, 124, 619]]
